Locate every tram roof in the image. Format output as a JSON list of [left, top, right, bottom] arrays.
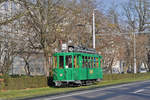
[[53, 52, 102, 58]]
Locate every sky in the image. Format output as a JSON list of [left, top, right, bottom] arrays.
[[99, 0, 129, 13], [98, 0, 129, 21], [102, 0, 128, 7]]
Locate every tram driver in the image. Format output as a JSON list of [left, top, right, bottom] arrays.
[[66, 56, 72, 68]]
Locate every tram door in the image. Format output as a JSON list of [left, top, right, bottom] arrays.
[[65, 56, 73, 80], [73, 55, 80, 80], [57, 56, 66, 81]]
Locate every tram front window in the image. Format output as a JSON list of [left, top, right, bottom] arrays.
[[59, 56, 64, 69], [66, 56, 72, 68]]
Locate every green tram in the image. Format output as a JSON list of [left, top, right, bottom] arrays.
[[52, 46, 103, 86]]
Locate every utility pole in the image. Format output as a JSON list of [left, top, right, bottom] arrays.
[[9, 1, 14, 75], [133, 32, 137, 74], [93, 9, 96, 49]]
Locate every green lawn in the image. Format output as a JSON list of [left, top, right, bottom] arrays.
[[0, 73, 150, 100]]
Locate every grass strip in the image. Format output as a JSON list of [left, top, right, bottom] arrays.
[[0, 73, 150, 100]]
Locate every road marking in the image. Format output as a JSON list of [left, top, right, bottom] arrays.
[[133, 89, 145, 93], [132, 92, 150, 97], [33, 80, 150, 100]]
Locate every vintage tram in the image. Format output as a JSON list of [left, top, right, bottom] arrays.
[[52, 46, 103, 86]]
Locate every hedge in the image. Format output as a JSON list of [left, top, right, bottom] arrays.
[[103, 73, 150, 81], [0, 73, 150, 90], [0, 76, 48, 90]]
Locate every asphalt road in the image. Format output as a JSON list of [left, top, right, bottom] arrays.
[[26, 80, 150, 100]]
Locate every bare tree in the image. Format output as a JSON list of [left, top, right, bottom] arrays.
[[122, 0, 150, 72], [11, 0, 72, 76], [123, 0, 150, 32], [0, 35, 17, 74], [0, 1, 16, 74]]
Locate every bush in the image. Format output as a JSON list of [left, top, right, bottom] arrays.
[[103, 73, 150, 81], [0, 73, 5, 90], [1, 73, 150, 90], [2, 76, 48, 90]]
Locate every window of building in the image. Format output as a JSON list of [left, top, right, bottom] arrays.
[[3, 2, 8, 11]]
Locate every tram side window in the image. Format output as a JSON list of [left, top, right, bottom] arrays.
[[100, 59, 102, 67], [96, 57, 99, 67], [66, 56, 72, 68], [91, 57, 94, 68], [59, 56, 64, 69], [90, 57, 93, 68], [82, 56, 85, 68], [77, 56, 79, 68], [53, 56, 57, 68], [82, 56, 87, 68], [85, 56, 88, 67], [88, 57, 91, 68], [93, 57, 97, 68], [94, 57, 96, 68]]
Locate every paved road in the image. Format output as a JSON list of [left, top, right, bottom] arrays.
[[26, 80, 150, 100]]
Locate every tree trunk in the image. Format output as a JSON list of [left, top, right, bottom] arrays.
[[43, 49, 50, 77], [109, 58, 114, 74]]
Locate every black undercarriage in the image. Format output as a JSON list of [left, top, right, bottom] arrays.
[[54, 79, 101, 87]]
